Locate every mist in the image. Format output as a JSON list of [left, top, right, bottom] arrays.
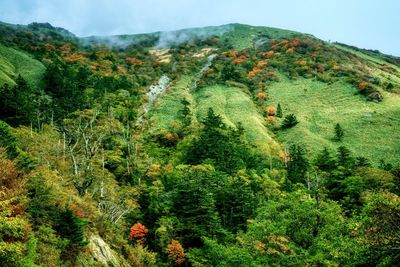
[[0, 0, 399, 56]]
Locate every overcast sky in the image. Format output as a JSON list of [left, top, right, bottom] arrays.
[[0, 0, 399, 56]]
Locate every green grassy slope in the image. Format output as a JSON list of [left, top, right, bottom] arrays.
[[268, 76, 400, 165], [193, 84, 281, 152], [149, 75, 195, 130], [149, 76, 281, 153], [222, 24, 301, 50], [0, 44, 45, 87]]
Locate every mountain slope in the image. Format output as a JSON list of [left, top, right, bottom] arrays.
[[0, 21, 400, 267], [0, 44, 45, 87]]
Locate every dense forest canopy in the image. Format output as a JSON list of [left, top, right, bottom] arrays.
[[0, 21, 399, 266]]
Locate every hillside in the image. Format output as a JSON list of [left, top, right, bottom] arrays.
[[0, 22, 400, 267], [0, 44, 45, 87]]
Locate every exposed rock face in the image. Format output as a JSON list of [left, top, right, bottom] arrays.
[[88, 235, 130, 267]]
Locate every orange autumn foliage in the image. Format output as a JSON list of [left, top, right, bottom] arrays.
[[63, 53, 87, 63], [267, 51, 275, 58], [266, 115, 275, 122], [286, 47, 294, 53], [44, 43, 56, 51], [232, 56, 246, 64], [147, 164, 161, 178], [247, 71, 257, 78], [359, 82, 369, 91], [117, 66, 127, 74], [257, 92, 267, 100], [266, 106, 276, 115], [290, 39, 299, 47], [60, 43, 72, 55], [226, 50, 239, 57], [257, 60, 268, 68], [126, 57, 144, 65], [129, 223, 149, 243], [166, 240, 185, 265], [279, 40, 289, 46], [297, 61, 307, 66]]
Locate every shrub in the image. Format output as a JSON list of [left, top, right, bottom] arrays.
[[281, 114, 298, 129]]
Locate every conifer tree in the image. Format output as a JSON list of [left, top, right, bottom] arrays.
[[334, 123, 344, 141], [276, 103, 283, 118]]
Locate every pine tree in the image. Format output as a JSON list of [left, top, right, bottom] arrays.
[[287, 144, 309, 184], [281, 114, 298, 129], [336, 146, 354, 170], [276, 103, 283, 118], [334, 123, 344, 141], [179, 98, 192, 126], [314, 147, 336, 172]]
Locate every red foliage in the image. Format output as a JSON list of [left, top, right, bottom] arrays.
[[166, 240, 185, 265], [129, 223, 149, 243]]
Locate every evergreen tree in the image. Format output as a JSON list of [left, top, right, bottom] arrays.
[[287, 144, 309, 184], [281, 114, 298, 129], [276, 103, 283, 118], [179, 98, 192, 126], [334, 123, 344, 141], [186, 108, 252, 174], [314, 147, 336, 172], [336, 146, 354, 170]]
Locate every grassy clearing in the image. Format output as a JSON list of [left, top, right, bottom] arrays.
[[0, 44, 45, 87], [335, 44, 400, 72], [268, 76, 400, 165], [149, 75, 195, 130], [149, 77, 281, 153], [193, 84, 281, 153], [222, 24, 299, 50]]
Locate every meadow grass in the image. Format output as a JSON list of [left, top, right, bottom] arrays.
[[149, 75, 195, 130], [222, 24, 299, 50], [149, 76, 281, 153], [193, 84, 281, 153], [0, 44, 45, 87], [335, 44, 400, 72], [268, 76, 400, 165]]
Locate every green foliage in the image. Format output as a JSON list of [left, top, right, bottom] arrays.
[[0, 120, 18, 158], [281, 113, 298, 129], [0, 21, 399, 267], [334, 123, 344, 141], [358, 192, 400, 265], [286, 144, 309, 185], [314, 147, 336, 172], [186, 108, 255, 174], [276, 103, 283, 118]]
